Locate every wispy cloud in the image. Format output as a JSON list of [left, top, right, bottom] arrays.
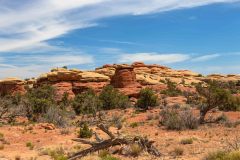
[[119, 52, 190, 64], [192, 54, 220, 62], [0, 0, 238, 52], [98, 39, 139, 45], [0, 53, 94, 78]]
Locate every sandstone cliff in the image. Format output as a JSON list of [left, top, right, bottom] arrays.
[[0, 62, 239, 98]]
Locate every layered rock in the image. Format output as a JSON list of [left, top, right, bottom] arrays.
[[110, 65, 141, 97], [35, 68, 110, 100], [0, 78, 26, 96], [1, 62, 240, 99]]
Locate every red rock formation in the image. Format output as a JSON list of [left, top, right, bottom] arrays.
[[0, 78, 26, 96], [52, 82, 75, 101], [110, 65, 141, 97], [111, 65, 140, 88], [73, 82, 108, 94]]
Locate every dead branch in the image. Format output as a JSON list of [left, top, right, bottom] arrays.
[[68, 123, 161, 160], [97, 123, 115, 139]]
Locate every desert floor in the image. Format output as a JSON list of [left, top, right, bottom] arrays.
[[0, 109, 240, 160]]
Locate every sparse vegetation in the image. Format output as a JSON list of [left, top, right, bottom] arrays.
[[78, 123, 93, 138], [136, 88, 158, 110], [26, 142, 34, 150], [161, 79, 182, 97], [196, 80, 240, 123], [172, 147, 184, 156], [72, 89, 102, 116], [204, 150, 240, 160], [160, 108, 198, 130], [99, 85, 131, 110], [180, 138, 193, 145], [127, 143, 142, 157]]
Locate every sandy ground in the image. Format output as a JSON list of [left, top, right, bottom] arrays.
[[0, 109, 239, 160]]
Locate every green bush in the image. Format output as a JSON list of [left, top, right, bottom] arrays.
[[180, 138, 193, 145], [99, 149, 120, 160], [101, 155, 120, 160], [78, 123, 93, 138], [72, 89, 102, 115], [204, 150, 240, 160], [99, 85, 130, 110], [196, 80, 240, 123], [161, 79, 182, 97], [136, 88, 158, 110], [24, 85, 56, 120]]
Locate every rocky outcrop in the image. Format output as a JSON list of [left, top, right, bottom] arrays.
[[0, 78, 26, 96], [52, 82, 75, 101], [35, 68, 110, 100], [110, 65, 141, 97], [1, 62, 240, 99], [111, 65, 140, 88]]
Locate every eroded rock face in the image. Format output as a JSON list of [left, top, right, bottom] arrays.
[[110, 65, 142, 97], [35, 68, 110, 100], [0, 78, 26, 96], [1, 63, 240, 100], [111, 65, 140, 88], [52, 82, 75, 101]]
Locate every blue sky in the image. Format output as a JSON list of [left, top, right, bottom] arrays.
[[0, 0, 240, 78]]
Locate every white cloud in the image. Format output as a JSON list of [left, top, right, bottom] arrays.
[[0, 0, 238, 52], [119, 52, 190, 64], [192, 54, 220, 62], [0, 54, 94, 78]]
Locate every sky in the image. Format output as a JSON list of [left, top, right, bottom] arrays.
[[0, 0, 240, 79]]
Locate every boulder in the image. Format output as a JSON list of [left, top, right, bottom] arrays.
[[111, 65, 141, 88], [0, 77, 26, 96]]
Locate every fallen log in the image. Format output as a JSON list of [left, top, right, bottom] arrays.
[[68, 124, 161, 160]]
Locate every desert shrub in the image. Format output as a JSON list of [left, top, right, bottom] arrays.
[[161, 79, 182, 97], [99, 150, 119, 160], [180, 109, 199, 129], [160, 108, 183, 130], [196, 80, 240, 123], [127, 143, 142, 157], [40, 106, 69, 127], [0, 96, 25, 123], [101, 155, 120, 160], [24, 85, 56, 120], [160, 108, 198, 130], [59, 92, 70, 110], [110, 114, 123, 130], [72, 89, 102, 115], [99, 85, 130, 110], [204, 150, 240, 160], [183, 91, 201, 105], [136, 88, 158, 110], [26, 142, 34, 150], [129, 122, 140, 128], [78, 123, 93, 138], [180, 138, 193, 145], [99, 150, 110, 158], [172, 147, 184, 156], [60, 128, 70, 135], [215, 113, 228, 123], [48, 147, 67, 160]]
